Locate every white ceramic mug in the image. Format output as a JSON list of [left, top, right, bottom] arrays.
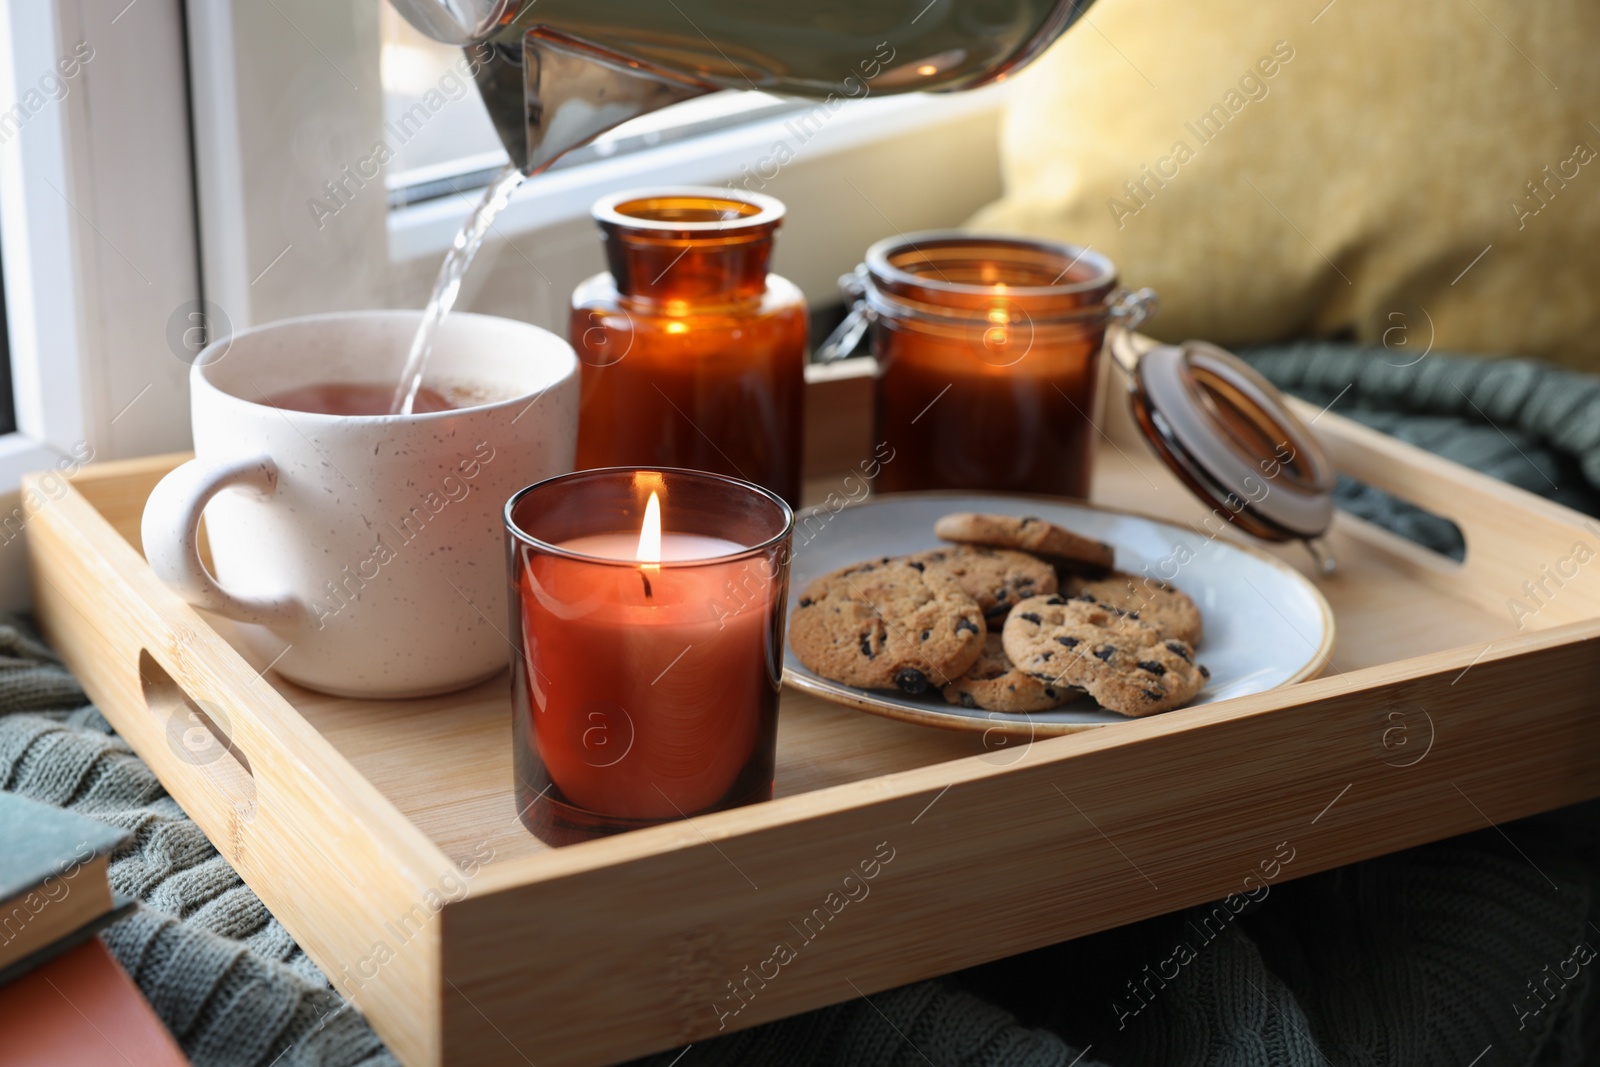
[[141, 310, 579, 698]]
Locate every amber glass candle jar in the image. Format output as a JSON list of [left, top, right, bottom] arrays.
[[571, 188, 808, 508], [861, 233, 1129, 499]]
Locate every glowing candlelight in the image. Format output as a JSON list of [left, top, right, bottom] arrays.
[[636, 490, 662, 567]]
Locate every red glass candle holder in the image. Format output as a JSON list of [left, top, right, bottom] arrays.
[[863, 232, 1121, 499], [504, 467, 793, 845]]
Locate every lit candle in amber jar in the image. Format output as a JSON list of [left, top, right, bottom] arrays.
[[504, 467, 794, 845], [863, 234, 1125, 499]]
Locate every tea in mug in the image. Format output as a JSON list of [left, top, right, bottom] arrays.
[[261, 382, 460, 415]]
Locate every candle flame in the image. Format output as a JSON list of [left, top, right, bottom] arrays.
[[637, 491, 662, 566]]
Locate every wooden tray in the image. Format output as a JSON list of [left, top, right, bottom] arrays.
[[25, 358, 1600, 1067]]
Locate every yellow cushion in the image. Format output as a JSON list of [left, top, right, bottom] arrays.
[[969, 0, 1600, 368]]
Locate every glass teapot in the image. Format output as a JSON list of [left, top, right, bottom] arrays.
[[387, 0, 1097, 173]]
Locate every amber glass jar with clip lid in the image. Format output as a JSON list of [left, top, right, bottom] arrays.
[[820, 232, 1151, 499], [821, 230, 1340, 566]]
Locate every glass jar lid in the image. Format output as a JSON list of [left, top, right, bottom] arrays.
[[1120, 336, 1337, 546]]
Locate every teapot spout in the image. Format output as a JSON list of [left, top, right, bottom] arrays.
[[475, 31, 716, 176]]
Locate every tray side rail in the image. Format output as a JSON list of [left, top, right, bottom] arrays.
[[25, 470, 460, 1067], [441, 625, 1600, 1066]]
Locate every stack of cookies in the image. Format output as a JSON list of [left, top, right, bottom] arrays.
[[788, 513, 1210, 718]]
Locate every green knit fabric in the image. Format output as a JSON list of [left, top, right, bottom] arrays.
[[2, 345, 1598, 1067], [1241, 343, 1600, 557], [0, 625, 390, 1067], [945, 827, 1599, 1067]]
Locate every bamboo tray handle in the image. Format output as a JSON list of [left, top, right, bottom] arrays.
[[1301, 398, 1600, 626], [20, 477, 263, 846], [137, 645, 259, 827]]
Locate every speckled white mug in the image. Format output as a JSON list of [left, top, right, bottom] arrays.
[[141, 310, 579, 698]]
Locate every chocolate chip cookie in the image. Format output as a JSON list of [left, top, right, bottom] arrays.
[[905, 545, 1058, 626], [942, 633, 1076, 713], [790, 558, 986, 694], [1064, 571, 1203, 646], [1001, 595, 1207, 716], [934, 512, 1114, 576]]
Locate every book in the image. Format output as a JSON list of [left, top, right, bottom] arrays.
[[0, 792, 131, 984], [0, 938, 188, 1066]]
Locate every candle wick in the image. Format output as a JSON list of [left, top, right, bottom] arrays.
[[640, 570, 654, 598]]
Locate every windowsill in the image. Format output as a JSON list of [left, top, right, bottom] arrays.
[[384, 91, 805, 209], [386, 88, 1011, 267], [0, 433, 75, 484]]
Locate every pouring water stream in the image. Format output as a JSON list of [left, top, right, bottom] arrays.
[[389, 164, 527, 415]]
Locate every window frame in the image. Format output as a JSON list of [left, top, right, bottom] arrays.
[[0, 0, 200, 608]]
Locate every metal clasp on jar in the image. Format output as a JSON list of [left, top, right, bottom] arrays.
[[814, 266, 873, 364], [1104, 287, 1160, 375]]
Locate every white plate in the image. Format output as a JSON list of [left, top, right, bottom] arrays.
[[781, 493, 1335, 735]]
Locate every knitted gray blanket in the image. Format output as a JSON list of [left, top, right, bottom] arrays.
[[2, 344, 1598, 1067]]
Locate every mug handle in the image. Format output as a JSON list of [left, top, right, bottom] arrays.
[[141, 456, 302, 625]]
